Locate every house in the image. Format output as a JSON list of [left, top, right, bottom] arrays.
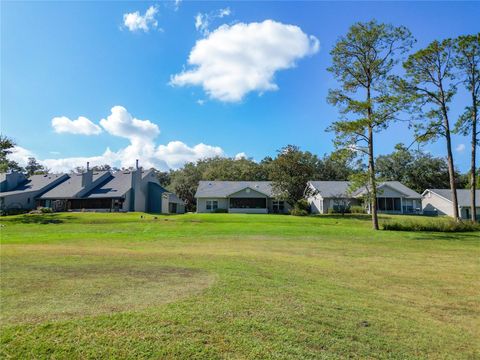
[[195, 181, 290, 214], [1, 163, 185, 214], [422, 189, 480, 220], [0, 172, 69, 211], [307, 181, 422, 214]]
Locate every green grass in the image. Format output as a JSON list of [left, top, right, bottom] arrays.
[[1, 212, 479, 359]]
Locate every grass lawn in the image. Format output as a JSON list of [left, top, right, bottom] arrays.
[[1, 213, 479, 359]]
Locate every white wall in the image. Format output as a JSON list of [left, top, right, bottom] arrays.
[[422, 191, 454, 216]]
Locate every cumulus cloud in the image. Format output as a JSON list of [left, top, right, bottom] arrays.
[[234, 152, 247, 160], [171, 20, 319, 102], [123, 6, 159, 32], [194, 7, 231, 36], [51, 116, 102, 135], [174, 0, 182, 11], [456, 143, 466, 152], [10, 106, 230, 172], [100, 106, 160, 141]]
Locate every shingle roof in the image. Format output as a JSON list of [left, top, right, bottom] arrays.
[[195, 181, 274, 198], [353, 181, 422, 198], [40, 171, 109, 199], [427, 189, 480, 207], [166, 192, 185, 204], [0, 174, 68, 196], [308, 181, 351, 198], [86, 171, 133, 198], [309, 181, 422, 199]]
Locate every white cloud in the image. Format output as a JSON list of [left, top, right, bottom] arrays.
[[51, 116, 102, 135], [234, 152, 247, 160], [100, 106, 160, 141], [123, 6, 159, 32], [156, 141, 224, 168], [456, 143, 466, 152], [10, 106, 230, 173], [194, 7, 231, 36], [196, 99, 205, 105], [171, 20, 319, 102], [174, 0, 182, 11]]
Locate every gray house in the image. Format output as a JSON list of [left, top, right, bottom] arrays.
[[307, 181, 422, 214], [0, 172, 69, 211], [422, 189, 480, 220], [1, 165, 184, 214], [195, 181, 290, 214]]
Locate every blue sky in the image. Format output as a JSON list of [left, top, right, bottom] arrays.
[[1, 1, 479, 172]]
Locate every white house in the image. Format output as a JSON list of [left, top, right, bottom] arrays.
[[195, 181, 290, 214], [307, 181, 422, 214], [422, 189, 480, 220]]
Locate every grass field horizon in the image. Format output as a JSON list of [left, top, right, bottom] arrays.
[[1, 212, 479, 359]]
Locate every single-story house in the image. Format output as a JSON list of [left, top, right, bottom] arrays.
[[422, 189, 480, 220], [195, 181, 290, 214], [1, 165, 184, 214], [307, 181, 422, 214], [0, 172, 69, 211]]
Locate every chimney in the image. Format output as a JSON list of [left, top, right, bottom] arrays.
[[82, 162, 93, 188], [136, 159, 139, 170]]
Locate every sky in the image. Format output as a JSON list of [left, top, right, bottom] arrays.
[[1, 1, 479, 173]]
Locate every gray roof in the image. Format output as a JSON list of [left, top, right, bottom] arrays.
[[86, 171, 133, 198], [308, 181, 351, 198], [353, 181, 422, 199], [309, 181, 422, 199], [427, 189, 480, 207], [165, 192, 185, 205], [40, 171, 109, 199], [195, 181, 274, 198], [0, 174, 67, 196]]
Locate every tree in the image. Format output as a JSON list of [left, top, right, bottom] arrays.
[[25, 157, 46, 176], [315, 150, 358, 181], [0, 135, 23, 173], [269, 145, 320, 207], [157, 171, 171, 188], [327, 20, 414, 229], [168, 162, 203, 212], [375, 143, 457, 193], [454, 34, 480, 222], [400, 39, 460, 220]]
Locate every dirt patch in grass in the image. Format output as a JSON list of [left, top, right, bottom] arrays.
[[1, 264, 215, 325]]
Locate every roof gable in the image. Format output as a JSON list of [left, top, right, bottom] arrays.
[[195, 181, 274, 198]]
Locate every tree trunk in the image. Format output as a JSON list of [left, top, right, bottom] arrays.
[[442, 107, 460, 221], [471, 91, 477, 222], [368, 125, 379, 230]]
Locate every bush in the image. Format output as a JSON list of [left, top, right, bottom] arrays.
[[1, 208, 28, 216], [350, 206, 366, 214], [290, 208, 309, 216], [382, 218, 480, 232], [290, 199, 310, 216], [39, 207, 53, 213], [213, 208, 228, 213]]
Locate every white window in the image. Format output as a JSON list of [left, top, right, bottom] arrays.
[[272, 200, 285, 213], [206, 200, 218, 211]]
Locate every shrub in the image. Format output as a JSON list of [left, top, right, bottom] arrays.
[[290, 208, 309, 216], [213, 208, 228, 213], [39, 207, 53, 213], [1, 208, 28, 216], [382, 218, 480, 232], [350, 206, 366, 214]]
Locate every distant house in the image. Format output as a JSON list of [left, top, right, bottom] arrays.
[[1, 165, 185, 214], [0, 172, 69, 211], [307, 181, 422, 214], [422, 189, 480, 220], [195, 181, 290, 214]]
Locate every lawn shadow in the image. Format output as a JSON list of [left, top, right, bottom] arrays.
[[1, 214, 74, 224]]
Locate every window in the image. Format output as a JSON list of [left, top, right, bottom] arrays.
[[229, 198, 266, 209], [206, 200, 218, 211], [272, 200, 285, 213], [376, 197, 401, 211]]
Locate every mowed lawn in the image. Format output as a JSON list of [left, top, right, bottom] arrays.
[[0, 213, 479, 359]]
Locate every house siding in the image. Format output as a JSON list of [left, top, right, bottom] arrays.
[[422, 191, 455, 216]]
